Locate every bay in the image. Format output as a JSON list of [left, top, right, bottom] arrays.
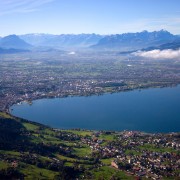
[[11, 86, 180, 133]]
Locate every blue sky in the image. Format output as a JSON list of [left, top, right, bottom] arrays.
[[0, 0, 180, 36]]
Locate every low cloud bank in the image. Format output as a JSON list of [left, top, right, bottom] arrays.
[[133, 49, 180, 59]]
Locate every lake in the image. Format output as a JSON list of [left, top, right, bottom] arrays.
[[11, 86, 180, 133]]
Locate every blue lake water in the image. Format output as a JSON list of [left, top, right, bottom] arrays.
[[11, 86, 180, 133]]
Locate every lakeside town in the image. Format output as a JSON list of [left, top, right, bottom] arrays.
[[1, 51, 180, 112], [85, 131, 180, 179]]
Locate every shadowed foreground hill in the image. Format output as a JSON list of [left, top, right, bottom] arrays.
[[0, 113, 83, 179], [0, 117, 27, 150], [0, 112, 134, 179]]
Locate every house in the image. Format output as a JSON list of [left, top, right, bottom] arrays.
[[111, 161, 119, 169]]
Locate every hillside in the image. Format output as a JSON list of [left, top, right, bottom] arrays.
[[0, 35, 32, 50], [0, 112, 132, 179], [0, 47, 30, 54], [0, 112, 179, 179], [141, 39, 180, 51]]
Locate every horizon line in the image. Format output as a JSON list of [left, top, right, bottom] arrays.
[[1, 29, 179, 37]]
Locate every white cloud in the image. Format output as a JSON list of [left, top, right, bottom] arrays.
[[68, 52, 76, 55], [133, 49, 180, 59], [0, 0, 54, 15]]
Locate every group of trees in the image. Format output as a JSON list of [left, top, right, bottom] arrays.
[[0, 168, 24, 180], [0, 117, 28, 150]]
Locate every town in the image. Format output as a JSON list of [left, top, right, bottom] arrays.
[[1, 51, 180, 112]]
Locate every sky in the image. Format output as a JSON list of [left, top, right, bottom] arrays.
[[0, 0, 180, 36]]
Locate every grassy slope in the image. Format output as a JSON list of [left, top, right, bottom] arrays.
[[92, 166, 133, 180], [20, 163, 59, 180], [0, 112, 134, 179]]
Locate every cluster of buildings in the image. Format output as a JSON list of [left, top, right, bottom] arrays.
[[1, 55, 180, 112], [81, 131, 180, 179]]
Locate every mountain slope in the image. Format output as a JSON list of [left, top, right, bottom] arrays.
[[0, 35, 32, 49], [92, 30, 178, 51], [20, 33, 104, 48], [141, 39, 180, 51], [0, 47, 30, 54]]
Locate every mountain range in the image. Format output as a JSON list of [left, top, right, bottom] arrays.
[[0, 30, 179, 53], [92, 30, 179, 51], [19, 33, 103, 48]]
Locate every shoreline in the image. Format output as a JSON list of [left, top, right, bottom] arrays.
[[8, 83, 179, 114], [8, 84, 180, 134]]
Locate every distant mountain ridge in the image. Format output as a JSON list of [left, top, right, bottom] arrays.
[[19, 33, 104, 48], [0, 30, 179, 52], [0, 35, 32, 50], [141, 39, 180, 51], [92, 30, 178, 51]]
